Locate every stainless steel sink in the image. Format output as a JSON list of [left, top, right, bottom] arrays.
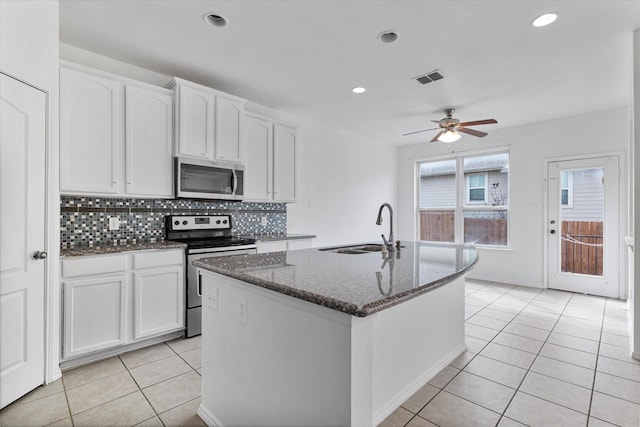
[[319, 244, 384, 254]]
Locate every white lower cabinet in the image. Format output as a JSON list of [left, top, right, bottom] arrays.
[[133, 267, 184, 340], [63, 275, 128, 359], [61, 249, 185, 361]]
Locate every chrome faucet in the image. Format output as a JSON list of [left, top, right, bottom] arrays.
[[376, 203, 395, 252]]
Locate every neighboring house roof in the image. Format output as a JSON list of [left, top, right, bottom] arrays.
[[419, 153, 509, 177]]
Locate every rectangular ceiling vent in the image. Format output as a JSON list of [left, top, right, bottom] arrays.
[[414, 70, 444, 85]]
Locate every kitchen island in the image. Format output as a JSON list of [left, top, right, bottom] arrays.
[[194, 242, 477, 427]]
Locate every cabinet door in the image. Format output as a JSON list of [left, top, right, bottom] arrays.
[[132, 267, 184, 340], [60, 67, 122, 194], [273, 123, 296, 202], [177, 84, 214, 159], [125, 85, 174, 197], [63, 275, 127, 359], [244, 115, 273, 201], [215, 96, 243, 163]]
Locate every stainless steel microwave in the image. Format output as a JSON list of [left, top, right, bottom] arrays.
[[175, 157, 244, 201]]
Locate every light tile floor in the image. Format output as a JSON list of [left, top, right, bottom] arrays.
[[1, 280, 638, 427]]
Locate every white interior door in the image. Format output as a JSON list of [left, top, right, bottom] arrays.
[[0, 73, 46, 408], [548, 156, 619, 298]]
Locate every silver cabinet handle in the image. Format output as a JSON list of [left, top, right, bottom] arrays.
[[32, 251, 48, 260]]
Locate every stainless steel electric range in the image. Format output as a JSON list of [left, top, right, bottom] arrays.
[[165, 215, 257, 337]]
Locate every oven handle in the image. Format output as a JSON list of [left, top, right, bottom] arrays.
[[197, 273, 202, 297]]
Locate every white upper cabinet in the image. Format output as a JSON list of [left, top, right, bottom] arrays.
[[175, 83, 214, 159], [60, 63, 174, 198], [60, 67, 122, 194], [273, 123, 296, 202], [243, 114, 296, 203], [215, 95, 244, 163], [170, 78, 245, 163], [244, 114, 273, 201], [125, 85, 174, 198]]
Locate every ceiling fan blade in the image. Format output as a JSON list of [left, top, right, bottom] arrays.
[[458, 119, 497, 127], [458, 127, 488, 138], [430, 131, 444, 142], [403, 127, 439, 136]]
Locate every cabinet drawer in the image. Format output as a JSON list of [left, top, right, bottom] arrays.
[[133, 249, 183, 269], [61, 254, 127, 278]]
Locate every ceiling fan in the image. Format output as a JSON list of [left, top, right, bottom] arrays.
[[403, 108, 497, 143]]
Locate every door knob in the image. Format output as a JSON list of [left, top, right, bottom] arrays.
[[550, 230, 556, 235], [32, 251, 48, 260]]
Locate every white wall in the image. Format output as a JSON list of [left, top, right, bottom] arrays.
[[0, 1, 59, 89], [1, 0, 61, 382], [286, 122, 397, 247], [397, 107, 629, 289]]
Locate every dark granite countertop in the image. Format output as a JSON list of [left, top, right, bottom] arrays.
[[240, 233, 316, 242], [60, 240, 186, 257], [194, 241, 478, 317]]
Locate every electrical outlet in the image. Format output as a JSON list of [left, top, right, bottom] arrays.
[[108, 217, 120, 231], [261, 216, 267, 227], [206, 286, 218, 311], [238, 298, 248, 325]]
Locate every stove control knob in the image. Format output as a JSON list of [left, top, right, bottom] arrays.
[[182, 220, 188, 225], [216, 220, 221, 224], [174, 220, 179, 226], [223, 220, 228, 224]]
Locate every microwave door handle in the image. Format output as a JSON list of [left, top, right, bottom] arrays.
[[232, 170, 238, 195]]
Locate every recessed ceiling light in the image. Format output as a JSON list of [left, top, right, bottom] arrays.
[[352, 87, 366, 94], [204, 13, 228, 28], [378, 31, 399, 43], [532, 13, 557, 27]]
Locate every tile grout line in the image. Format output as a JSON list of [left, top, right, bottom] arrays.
[[585, 294, 606, 424]]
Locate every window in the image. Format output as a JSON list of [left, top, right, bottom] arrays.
[[417, 151, 509, 246], [467, 173, 487, 203]]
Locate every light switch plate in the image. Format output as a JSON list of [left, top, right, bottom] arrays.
[[238, 298, 248, 325], [206, 286, 219, 311]]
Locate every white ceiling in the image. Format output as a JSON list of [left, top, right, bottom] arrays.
[[59, 0, 640, 145]]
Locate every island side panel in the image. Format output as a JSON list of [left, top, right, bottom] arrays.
[[198, 270, 369, 427], [371, 275, 466, 424]]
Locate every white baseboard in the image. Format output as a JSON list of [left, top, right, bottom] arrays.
[[197, 403, 222, 427], [372, 343, 467, 425]]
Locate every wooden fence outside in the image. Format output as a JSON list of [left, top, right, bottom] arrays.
[[561, 221, 603, 276], [419, 211, 508, 245], [420, 214, 603, 275]]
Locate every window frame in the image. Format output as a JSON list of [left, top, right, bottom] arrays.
[[415, 148, 510, 249]]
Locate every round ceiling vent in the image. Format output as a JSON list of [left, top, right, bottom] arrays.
[[204, 13, 228, 28], [378, 31, 398, 43]]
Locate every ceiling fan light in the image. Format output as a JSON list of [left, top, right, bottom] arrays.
[[438, 130, 461, 143]]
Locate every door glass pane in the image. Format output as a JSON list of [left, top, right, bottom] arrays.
[[559, 168, 604, 276], [419, 210, 455, 242], [464, 210, 508, 245]]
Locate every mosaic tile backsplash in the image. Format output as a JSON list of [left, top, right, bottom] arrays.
[[60, 196, 287, 248]]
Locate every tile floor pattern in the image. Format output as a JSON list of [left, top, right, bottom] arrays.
[[1, 280, 638, 426], [0, 336, 205, 427]]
